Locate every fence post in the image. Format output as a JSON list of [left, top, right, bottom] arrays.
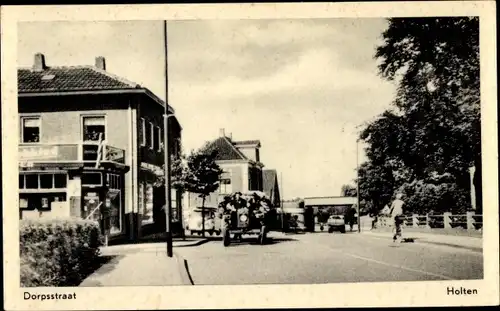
[[443, 212, 452, 229], [425, 213, 431, 229], [466, 211, 475, 230], [412, 214, 418, 228]]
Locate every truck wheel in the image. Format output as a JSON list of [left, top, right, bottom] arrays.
[[320, 226, 324, 231], [216, 230, 221, 236], [223, 228, 230, 247], [209, 231, 214, 236], [340, 227, 346, 233], [328, 227, 333, 233]]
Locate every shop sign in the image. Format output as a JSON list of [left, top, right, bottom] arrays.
[[105, 146, 125, 163], [19, 146, 58, 161], [141, 162, 163, 175]]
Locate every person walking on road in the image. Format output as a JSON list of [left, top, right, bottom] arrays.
[[345, 206, 356, 232], [389, 193, 405, 242]]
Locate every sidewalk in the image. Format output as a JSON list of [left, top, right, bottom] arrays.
[[362, 229, 483, 252], [79, 240, 205, 286]]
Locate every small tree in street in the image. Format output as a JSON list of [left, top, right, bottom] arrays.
[[183, 148, 223, 237]]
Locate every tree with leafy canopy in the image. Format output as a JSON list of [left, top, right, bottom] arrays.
[[182, 148, 223, 237], [359, 17, 480, 214], [341, 184, 357, 197]]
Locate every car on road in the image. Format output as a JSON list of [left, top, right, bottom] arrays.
[[186, 207, 221, 236], [327, 215, 346, 233]]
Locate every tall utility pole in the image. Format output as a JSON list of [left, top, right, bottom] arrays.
[[281, 172, 284, 232], [356, 139, 361, 233], [163, 20, 173, 257]]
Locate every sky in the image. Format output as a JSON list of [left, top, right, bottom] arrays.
[[18, 19, 396, 199]]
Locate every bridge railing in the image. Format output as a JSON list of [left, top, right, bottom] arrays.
[[378, 212, 482, 231]]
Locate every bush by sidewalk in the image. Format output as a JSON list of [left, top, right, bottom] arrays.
[[20, 218, 104, 287]]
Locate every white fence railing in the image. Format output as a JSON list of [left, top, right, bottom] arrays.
[[378, 212, 482, 231]]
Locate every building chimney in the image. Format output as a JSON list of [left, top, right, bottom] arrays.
[[219, 128, 225, 137], [95, 56, 106, 71], [33, 53, 46, 71]]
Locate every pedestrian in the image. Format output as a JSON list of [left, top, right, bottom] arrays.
[[370, 209, 378, 230], [345, 206, 356, 232], [389, 193, 405, 243]]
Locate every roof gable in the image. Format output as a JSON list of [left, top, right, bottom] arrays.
[[202, 137, 247, 161]]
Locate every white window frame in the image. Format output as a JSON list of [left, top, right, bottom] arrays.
[[19, 172, 68, 192], [149, 122, 154, 150], [219, 170, 232, 194], [20, 116, 42, 144], [81, 114, 107, 143], [140, 118, 146, 147], [156, 126, 162, 152]]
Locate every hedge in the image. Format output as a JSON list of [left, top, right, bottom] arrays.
[[20, 218, 103, 287]]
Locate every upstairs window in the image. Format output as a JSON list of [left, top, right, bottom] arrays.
[[82, 116, 106, 142], [145, 121, 152, 149], [150, 123, 155, 150], [139, 118, 146, 147], [154, 126, 161, 151], [21, 117, 40, 143]]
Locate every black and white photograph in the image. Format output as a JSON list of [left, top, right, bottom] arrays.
[[2, 2, 499, 310]]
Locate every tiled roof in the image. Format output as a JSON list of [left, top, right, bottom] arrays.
[[263, 169, 277, 196], [202, 137, 247, 161], [233, 140, 261, 146], [18, 66, 139, 93]]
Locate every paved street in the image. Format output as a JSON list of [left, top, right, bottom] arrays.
[[176, 231, 483, 285]]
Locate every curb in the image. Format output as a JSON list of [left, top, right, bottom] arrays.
[[413, 239, 483, 253], [362, 232, 483, 253], [175, 238, 210, 248], [174, 253, 195, 285]]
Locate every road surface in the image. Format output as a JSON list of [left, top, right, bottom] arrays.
[[176, 231, 483, 285]]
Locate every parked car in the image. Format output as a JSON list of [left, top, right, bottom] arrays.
[[185, 207, 221, 236], [327, 215, 346, 233]]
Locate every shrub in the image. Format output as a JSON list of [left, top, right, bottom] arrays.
[[20, 218, 103, 287]]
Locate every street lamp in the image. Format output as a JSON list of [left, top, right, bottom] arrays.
[[163, 113, 176, 257], [163, 20, 174, 257]]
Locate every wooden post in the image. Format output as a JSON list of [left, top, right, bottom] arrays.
[[443, 212, 452, 229]]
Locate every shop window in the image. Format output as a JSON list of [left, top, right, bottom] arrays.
[[40, 174, 53, 189], [25, 174, 39, 189], [82, 172, 102, 186], [107, 173, 121, 190], [21, 117, 41, 143], [138, 182, 145, 216], [139, 118, 146, 147], [54, 174, 67, 188], [19, 175, 25, 189], [82, 116, 105, 142]]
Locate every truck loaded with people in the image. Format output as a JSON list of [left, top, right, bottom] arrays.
[[216, 191, 277, 246]]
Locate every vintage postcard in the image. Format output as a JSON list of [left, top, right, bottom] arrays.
[[2, 2, 499, 310]]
